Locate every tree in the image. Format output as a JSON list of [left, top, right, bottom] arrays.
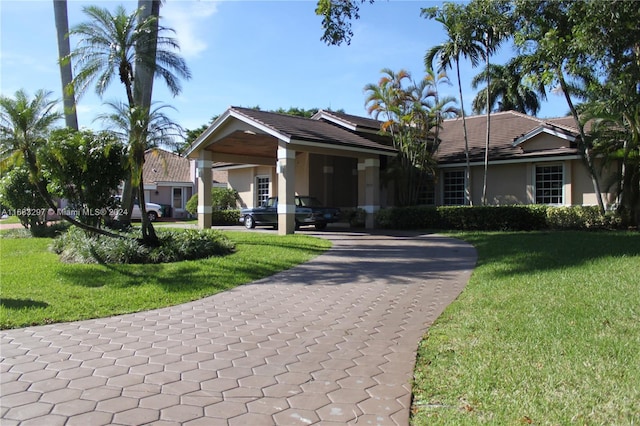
[[0, 89, 120, 237], [53, 0, 78, 130], [96, 101, 183, 241], [423, 3, 483, 205], [315, 0, 372, 46], [568, 0, 640, 226], [471, 59, 546, 115], [0, 166, 49, 232], [465, 0, 511, 205], [39, 129, 127, 228], [512, 0, 614, 215], [365, 68, 452, 206], [66, 4, 191, 243]]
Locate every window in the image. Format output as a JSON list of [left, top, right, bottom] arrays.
[[256, 176, 270, 206], [417, 178, 435, 205], [443, 170, 466, 205], [535, 164, 563, 204], [172, 187, 183, 209]]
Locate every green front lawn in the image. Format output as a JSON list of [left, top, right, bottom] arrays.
[[412, 231, 640, 425], [0, 231, 331, 329]]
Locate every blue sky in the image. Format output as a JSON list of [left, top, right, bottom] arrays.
[[1, 0, 570, 135]]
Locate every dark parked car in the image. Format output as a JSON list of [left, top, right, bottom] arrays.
[[239, 196, 340, 230]]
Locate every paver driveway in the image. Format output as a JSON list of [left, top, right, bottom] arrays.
[[1, 230, 476, 425]]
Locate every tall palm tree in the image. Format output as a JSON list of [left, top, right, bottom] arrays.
[[53, 0, 78, 130], [466, 0, 511, 205], [471, 60, 546, 115], [67, 5, 190, 108], [423, 3, 483, 205], [66, 4, 191, 242]]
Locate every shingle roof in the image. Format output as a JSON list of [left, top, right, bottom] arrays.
[[230, 107, 396, 154], [143, 148, 191, 184], [435, 111, 580, 164]]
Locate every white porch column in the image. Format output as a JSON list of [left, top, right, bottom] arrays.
[[197, 150, 213, 229], [358, 158, 380, 229], [277, 142, 296, 235]]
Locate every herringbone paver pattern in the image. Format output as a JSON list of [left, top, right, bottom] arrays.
[[1, 230, 476, 425]]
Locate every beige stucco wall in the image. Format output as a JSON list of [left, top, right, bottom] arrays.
[[441, 158, 618, 208], [229, 167, 274, 209], [521, 132, 572, 152]]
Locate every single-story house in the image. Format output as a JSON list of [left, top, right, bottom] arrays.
[[185, 107, 616, 234], [142, 148, 228, 218]]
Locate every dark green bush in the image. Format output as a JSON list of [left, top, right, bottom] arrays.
[[211, 209, 241, 225], [51, 226, 235, 264], [185, 188, 241, 215], [374, 204, 616, 231]]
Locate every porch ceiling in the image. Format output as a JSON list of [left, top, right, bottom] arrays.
[[204, 130, 277, 160]]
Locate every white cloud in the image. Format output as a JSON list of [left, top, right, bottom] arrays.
[[162, 0, 219, 59]]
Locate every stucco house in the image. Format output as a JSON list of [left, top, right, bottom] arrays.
[[185, 107, 616, 233], [435, 111, 616, 207], [142, 148, 228, 218]]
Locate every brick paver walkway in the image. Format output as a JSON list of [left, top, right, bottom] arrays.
[[1, 230, 476, 425]]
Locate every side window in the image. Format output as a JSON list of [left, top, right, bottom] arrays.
[[443, 170, 465, 205]]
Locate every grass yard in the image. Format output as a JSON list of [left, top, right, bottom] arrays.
[[412, 231, 640, 425], [0, 231, 331, 329]]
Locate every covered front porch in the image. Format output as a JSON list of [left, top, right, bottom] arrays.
[[185, 107, 396, 234]]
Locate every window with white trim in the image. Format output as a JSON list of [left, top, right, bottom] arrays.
[[256, 176, 270, 206], [443, 170, 465, 205], [535, 164, 564, 204]]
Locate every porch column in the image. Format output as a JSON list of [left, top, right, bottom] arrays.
[[277, 142, 296, 235], [358, 158, 380, 229], [197, 150, 213, 229]]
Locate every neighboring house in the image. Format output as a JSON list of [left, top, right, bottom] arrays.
[[143, 148, 228, 219], [185, 106, 615, 233]]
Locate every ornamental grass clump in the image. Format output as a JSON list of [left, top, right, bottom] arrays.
[[51, 226, 235, 264]]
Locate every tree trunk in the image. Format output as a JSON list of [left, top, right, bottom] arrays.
[[482, 44, 491, 206], [134, 0, 160, 110], [53, 0, 78, 130], [557, 72, 606, 215], [456, 59, 472, 206]]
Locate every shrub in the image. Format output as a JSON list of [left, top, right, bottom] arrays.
[[341, 208, 367, 228], [185, 188, 241, 215], [0, 166, 49, 233], [373, 204, 622, 231], [51, 226, 235, 264], [546, 205, 620, 230]]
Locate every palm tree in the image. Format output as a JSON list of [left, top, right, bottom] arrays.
[[53, 0, 78, 130], [0, 89, 120, 237], [424, 67, 459, 155], [66, 4, 191, 242], [95, 101, 183, 242], [423, 3, 483, 205], [471, 60, 546, 115], [0, 89, 61, 174], [467, 0, 512, 205]]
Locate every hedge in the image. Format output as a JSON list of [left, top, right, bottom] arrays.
[[374, 205, 620, 231]]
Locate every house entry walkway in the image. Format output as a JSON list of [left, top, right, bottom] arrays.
[[0, 230, 476, 425]]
